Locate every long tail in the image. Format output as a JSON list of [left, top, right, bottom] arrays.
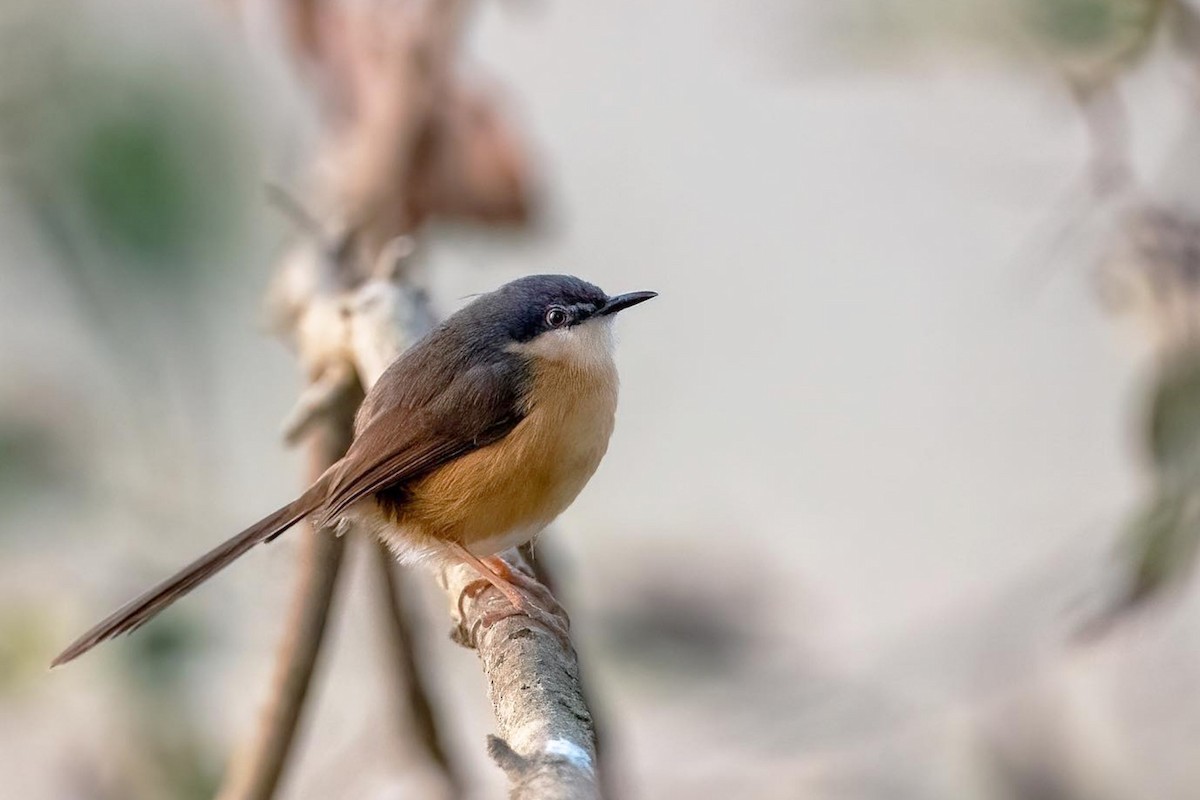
[[51, 490, 322, 667]]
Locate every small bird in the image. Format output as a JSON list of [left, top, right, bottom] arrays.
[[53, 275, 655, 666]]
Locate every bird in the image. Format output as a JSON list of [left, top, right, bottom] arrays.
[[52, 274, 656, 666]]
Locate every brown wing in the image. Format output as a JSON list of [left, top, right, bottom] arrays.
[[317, 358, 526, 522]]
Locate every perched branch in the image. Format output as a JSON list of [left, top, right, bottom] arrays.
[[520, 540, 612, 794], [446, 553, 599, 800]]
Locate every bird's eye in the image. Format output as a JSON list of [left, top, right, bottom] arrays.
[[545, 307, 569, 328]]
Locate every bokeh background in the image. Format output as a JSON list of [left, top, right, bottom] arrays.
[[8, 0, 1200, 798]]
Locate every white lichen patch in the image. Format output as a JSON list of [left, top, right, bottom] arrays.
[[543, 738, 593, 774]]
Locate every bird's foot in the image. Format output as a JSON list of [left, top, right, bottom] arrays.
[[450, 544, 571, 646], [477, 595, 571, 646], [482, 555, 559, 607]]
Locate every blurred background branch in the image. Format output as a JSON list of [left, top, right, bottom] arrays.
[[367, 539, 462, 795], [217, 413, 355, 800]]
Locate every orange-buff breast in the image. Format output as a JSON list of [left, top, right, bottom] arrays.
[[393, 355, 619, 555]]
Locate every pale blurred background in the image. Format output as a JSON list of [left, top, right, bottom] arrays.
[[6, 0, 1200, 798]]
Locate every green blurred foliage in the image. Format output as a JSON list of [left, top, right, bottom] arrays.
[[119, 614, 221, 800], [1018, 0, 1166, 79], [118, 612, 207, 692], [820, 0, 1168, 74], [818, 0, 996, 55], [1109, 348, 1200, 613], [1147, 347, 1200, 482], [70, 96, 223, 272], [2, 9, 253, 302], [1020, 0, 1159, 51], [0, 422, 60, 503], [1, 9, 261, 440], [1122, 489, 1200, 605], [45, 76, 245, 287], [0, 606, 55, 693]]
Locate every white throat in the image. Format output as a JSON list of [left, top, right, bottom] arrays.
[[513, 316, 616, 369]]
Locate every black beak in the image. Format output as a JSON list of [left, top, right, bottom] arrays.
[[598, 291, 658, 316]]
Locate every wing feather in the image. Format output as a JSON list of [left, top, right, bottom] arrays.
[[319, 359, 526, 521]]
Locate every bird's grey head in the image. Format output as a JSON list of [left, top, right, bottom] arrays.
[[465, 274, 656, 366]]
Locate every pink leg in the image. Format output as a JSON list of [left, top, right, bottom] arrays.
[[449, 543, 569, 640], [482, 555, 558, 606]]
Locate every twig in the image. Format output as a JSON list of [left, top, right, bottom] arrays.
[[280, 361, 357, 446], [368, 540, 462, 795], [264, 181, 326, 243], [216, 406, 357, 800]]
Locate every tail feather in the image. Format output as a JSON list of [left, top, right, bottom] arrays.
[[51, 494, 319, 668]]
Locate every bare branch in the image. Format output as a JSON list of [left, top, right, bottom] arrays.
[[280, 361, 357, 446], [216, 411, 356, 800], [446, 553, 599, 800], [367, 540, 462, 795]]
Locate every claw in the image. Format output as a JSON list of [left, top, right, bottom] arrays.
[[450, 545, 571, 646], [478, 599, 570, 646]]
